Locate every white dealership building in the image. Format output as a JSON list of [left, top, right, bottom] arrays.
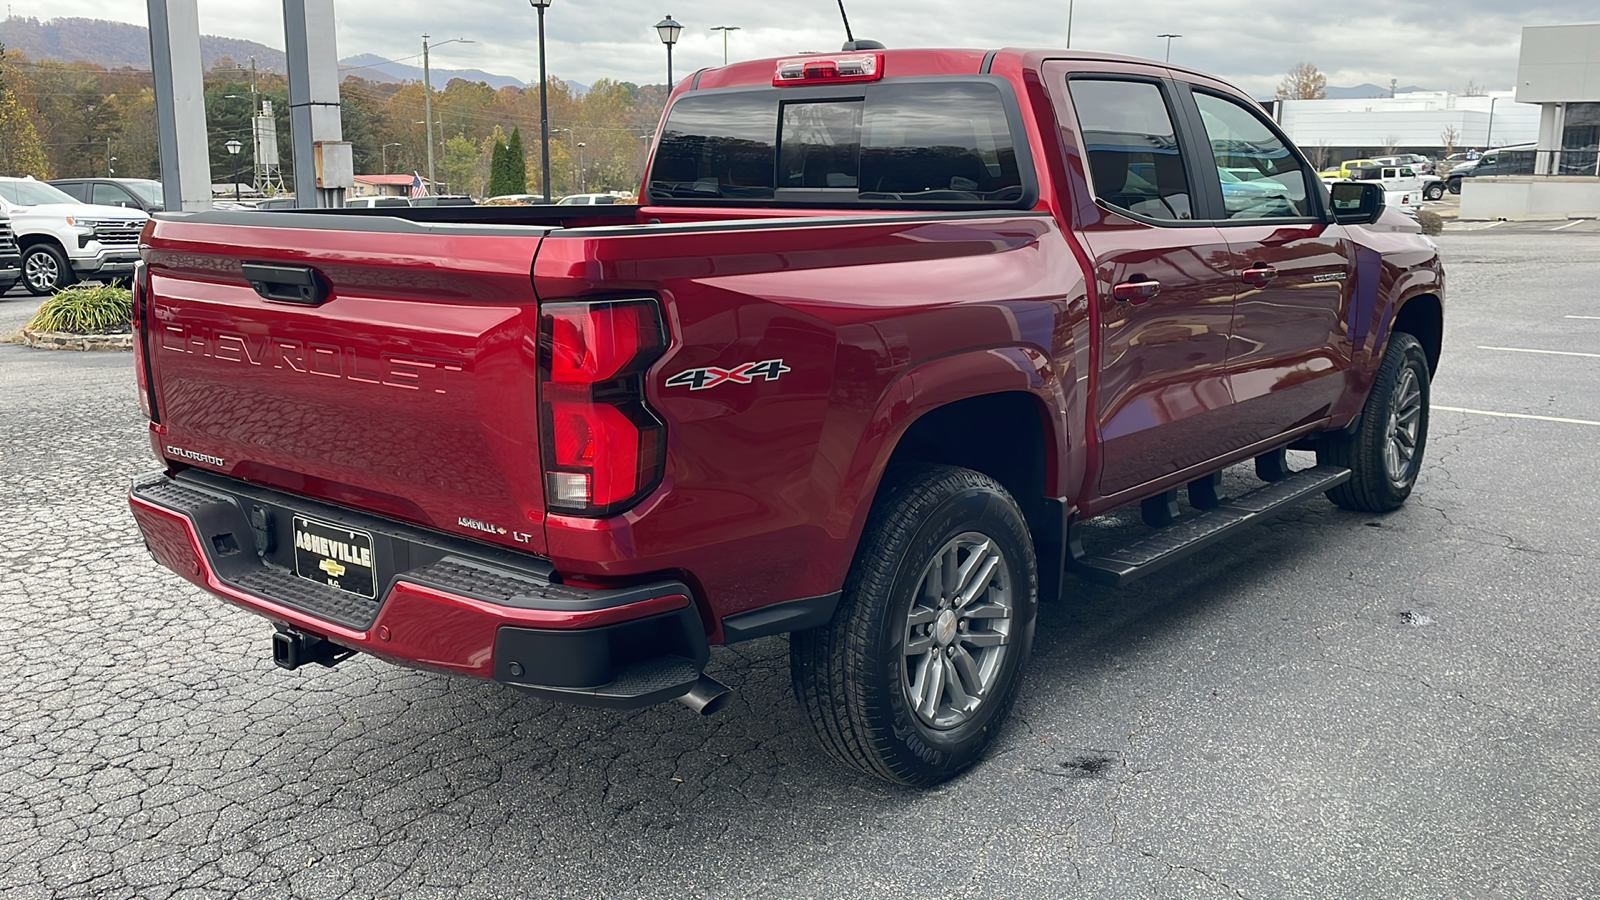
[[1460, 22, 1600, 219], [1275, 90, 1540, 163]]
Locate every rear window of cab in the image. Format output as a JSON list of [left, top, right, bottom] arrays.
[[647, 79, 1031, 208]]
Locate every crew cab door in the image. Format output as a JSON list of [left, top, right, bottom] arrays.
[[1175, 84, 1356, 443], [1045, 65, 1241, 498]]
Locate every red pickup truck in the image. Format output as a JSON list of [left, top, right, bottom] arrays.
[[129, 47, 1442, 786]]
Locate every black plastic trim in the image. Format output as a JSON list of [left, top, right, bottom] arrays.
[[494, 605, 709, 707], [980, 49, 998, 74], [720, 591, 842, 643], [690, 67, 708, 90], [557, 208, 1053, 239]]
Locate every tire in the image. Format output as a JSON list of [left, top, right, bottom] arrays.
[[1424, 183, 1444, 201], [790, 464, 1038, 786], [1317, 332, 1430, 513], [1447, 178, 1462, 195], [22, 243, 75, 295]]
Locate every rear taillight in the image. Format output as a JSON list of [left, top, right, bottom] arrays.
[[132, 261, 159, 422], [539, 300, 666, 515]]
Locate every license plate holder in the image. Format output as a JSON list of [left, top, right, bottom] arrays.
[[291, 516, 376, 599]]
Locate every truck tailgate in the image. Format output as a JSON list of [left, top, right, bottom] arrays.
[[143, 213, 553, 554]]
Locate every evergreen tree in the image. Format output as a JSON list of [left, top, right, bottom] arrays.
[[505, 126, 527, 195], [487, 138, 510, 196]]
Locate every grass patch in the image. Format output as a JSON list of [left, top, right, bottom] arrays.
[[26, 284, 133, 335]]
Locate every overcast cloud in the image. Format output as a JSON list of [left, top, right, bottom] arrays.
[[16, 0, 1598, 97]]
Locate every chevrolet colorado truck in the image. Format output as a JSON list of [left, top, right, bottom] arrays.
[[128, 48, 1443, 786]]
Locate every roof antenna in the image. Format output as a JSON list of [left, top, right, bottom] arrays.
[[836, 0, 885, 51]]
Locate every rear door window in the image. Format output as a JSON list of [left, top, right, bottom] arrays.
[[649, 81, 1026, 206], [1066, 79, 1193, 221]]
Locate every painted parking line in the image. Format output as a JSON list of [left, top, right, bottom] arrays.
[[1478, 345, 1600, 359], [1434, 406, 1600, 427], [1552, 220, 1587, 231], [1565, 315, 1600, 320]]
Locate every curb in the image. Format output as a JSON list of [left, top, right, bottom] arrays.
[[19, 328, 134, 352]]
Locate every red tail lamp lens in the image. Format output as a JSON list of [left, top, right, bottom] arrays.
[[539, 300, 666, 515]]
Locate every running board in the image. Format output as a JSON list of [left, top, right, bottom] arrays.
[[1068, 465, 1352, 588]]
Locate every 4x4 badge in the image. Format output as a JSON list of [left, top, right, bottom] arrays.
[[666, 358, 790, 390]]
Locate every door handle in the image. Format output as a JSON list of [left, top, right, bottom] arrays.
[[1240, 264, 1277, 288], [1112, 279, 1161, 304]]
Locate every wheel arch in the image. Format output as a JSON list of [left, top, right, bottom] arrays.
[[1392, 292, 1442, 375], [17, 233, 67, 253]]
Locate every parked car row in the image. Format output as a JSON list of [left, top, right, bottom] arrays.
[[0, 176, 147, 294]]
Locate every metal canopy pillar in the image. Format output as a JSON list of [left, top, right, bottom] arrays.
[[146, 0, 212, 212], [283, 0, 351, 208]]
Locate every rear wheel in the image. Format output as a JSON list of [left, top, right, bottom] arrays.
[[1317, 332, 1430, 512], [790, 464, 1037, 786], [1424, 183, 1444, 201], [1447, 177, 1462, 195]]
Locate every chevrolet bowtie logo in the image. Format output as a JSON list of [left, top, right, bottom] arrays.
[[318, 558, 347, 578]]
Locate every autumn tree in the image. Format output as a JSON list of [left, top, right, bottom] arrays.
[[0, 46, 49, 177], [1276, 62, 1328, 101]]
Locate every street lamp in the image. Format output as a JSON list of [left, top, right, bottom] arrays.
[[576, 141, 586, 192], [656, 15, 682, 86], [382, 142, 401, 174], [529, 0, 553, 203], [1157, 33, 1182, 62], [710, 25, 740, 66], [225, 139, 242, 201], [422, 34, 475, 193]]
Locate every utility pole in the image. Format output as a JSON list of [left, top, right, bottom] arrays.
[[422, 34, 435, 191]]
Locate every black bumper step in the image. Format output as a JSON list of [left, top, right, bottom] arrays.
[[1069, 465, 1352, 588]]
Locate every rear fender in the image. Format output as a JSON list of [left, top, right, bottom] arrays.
[[834, 346, 1072, 583]]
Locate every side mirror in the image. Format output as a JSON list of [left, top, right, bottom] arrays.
[[1330, 181, 1384, 225]]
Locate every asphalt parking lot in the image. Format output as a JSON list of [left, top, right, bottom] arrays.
[[3, 232, 1598, 900]]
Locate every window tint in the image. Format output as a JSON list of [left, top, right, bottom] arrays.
[[1067, 79, 1192, 221], [54, 182, 88, 201], [648, 82, 1024, 205], [92, 183, 129, 206], [1192, 92, 1311, 219]]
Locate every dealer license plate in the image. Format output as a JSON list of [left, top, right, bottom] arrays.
[[291, 516, 376, 598]]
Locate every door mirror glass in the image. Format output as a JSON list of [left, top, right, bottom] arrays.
[[1330, 181, 1383, 225]]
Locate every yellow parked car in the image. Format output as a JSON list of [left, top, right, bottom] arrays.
[[1316, 159, 1381, 180]]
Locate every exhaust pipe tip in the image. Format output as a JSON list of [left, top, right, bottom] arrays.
[[677, 674, 733, 716]]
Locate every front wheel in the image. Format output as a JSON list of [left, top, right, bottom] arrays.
[[790, 464, 1037, 786], [23, 244, 75, 296], [1424, 183, 1445, 201], [1317, 332, 1430, 512], [1447, 178, 1462, 195]]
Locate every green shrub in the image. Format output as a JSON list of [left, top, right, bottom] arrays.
[[1415, 209, 1444, 236], [26, 284, 134, 334]]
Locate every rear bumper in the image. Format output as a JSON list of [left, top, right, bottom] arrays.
[[128, 471, 709, 708]]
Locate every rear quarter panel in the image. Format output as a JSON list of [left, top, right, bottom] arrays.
[[533, 213, 1086, 634]]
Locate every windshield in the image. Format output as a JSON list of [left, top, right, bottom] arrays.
[[0, 180, 78, 206], [126, 180, 165, 205]]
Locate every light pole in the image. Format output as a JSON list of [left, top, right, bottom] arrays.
[[710, 25, 740, 65], [382, 142, 401, 174], [1486, 96, 1499, 149], [422, 34, 475, 193], [1157, 33, 1181, 62], [656, 15, 682, 86], [1066, 0, 1074, 49], [576, 141, 586, 192], [225, 139, 242, 201], [529, 0, 553, 203]]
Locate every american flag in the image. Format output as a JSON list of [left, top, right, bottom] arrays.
[[409, 172, 426, 199]]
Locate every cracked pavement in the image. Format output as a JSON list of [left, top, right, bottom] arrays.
[[3, 234, 1599, 898]]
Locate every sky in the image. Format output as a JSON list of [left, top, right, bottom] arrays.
[[15, 0, 1600, 98]]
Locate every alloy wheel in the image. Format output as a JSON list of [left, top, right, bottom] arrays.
[[900, 532, 1014, 730], [1384, 366, 1424, 486]]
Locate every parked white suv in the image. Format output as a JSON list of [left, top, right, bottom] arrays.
[[0, 176, 148, 295]]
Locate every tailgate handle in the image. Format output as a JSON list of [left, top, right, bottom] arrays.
[[241, 263, 329, 305]]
